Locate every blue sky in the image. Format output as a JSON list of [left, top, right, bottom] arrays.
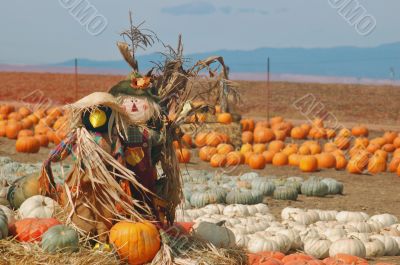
[[0, 0, 398, 64]]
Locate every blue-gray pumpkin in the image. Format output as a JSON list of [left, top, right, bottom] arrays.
[[273, 186, 298, 201], [251, 179, 275, 196], [301, 179, 328, 197], [321, 178, 344, 195], [41, 225, 79, 253], [0, 208, 8, 239]]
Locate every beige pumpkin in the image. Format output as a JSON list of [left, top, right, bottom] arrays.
[[18, 195, 58, 219]]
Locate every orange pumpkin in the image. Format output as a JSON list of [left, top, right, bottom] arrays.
[[338, 128, 351, 138], [109, 221, 160, 265], [316, 152, 336, 169], [248, 251, 285, 264], [0, 125, 5, 137], [375, 149, 388, 160], [17, 129, 34, 138], [248, 153, 266, 169], [394, 148, 400, 158], [0, 105, 15, 115], [255, 120, 270, 129], [216, 143, 234, 155], [34, 125, 49, 135], [282, 253, 314, 264], [262, 150, 276, 164], [241, 119, 255, 132], [394, 137, 400, 148], [8, 112, 23, 121], [253, 143, 267, 154], [242, 131, 254, 144], [210, 154, 227, 167], [300, 124, 311, 135], [195, 132, 208, 147], [308, 143, 321, 155], [298, 145, 311, 155], [389, 157, 400, 172], [240, 143, 253, 154], [383, 131, 398, 144], [334, 136, 351, 150], [20, 118, 33, 130], [226, 151, 244, 166], [351, 125, 369, 137], [288, 154, 302, 166], [181, 134, 193, 147], [18, 107, 32, 117], [199, 146, 217, 162], [397, 163, 400, 177], [347, 153, 369, 174], [272, 152, 288, 166], [312, 118, 324, 128], [282, 144, 298, 156], [324, 254, 367, 265], [273, 129, 286, 141], [268, 140, 285, 153], [326, 129, 336, 139], [26, 114, 40, 124], [366, 143, 380, 154], [291, 127, 306, 139], [334, 154, 348, 170], [370, 137, 387, 147], [253, 127, 275, 143], [368, 153, 387, 174], [244, 151, 254, 165], [217, 113, 232, 124], [323, 142, 337, 153], [15, 136, 40, 153], [270, 116, 284, 126], [382, 143, 396, 153], [176, 148, 191, 163], [206, 132, 223, 147], [46, 107, 63, 118], [11, 218, 61, 242], [5, 122, 22, 139], [354, 137, 369, 148], [34, 135, 49, 147], [299, 156, 318, 172]]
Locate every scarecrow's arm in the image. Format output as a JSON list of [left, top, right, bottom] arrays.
[[39, 132, 77, 195]]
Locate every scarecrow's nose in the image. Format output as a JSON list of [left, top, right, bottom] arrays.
[[131, 103, 138, 112]]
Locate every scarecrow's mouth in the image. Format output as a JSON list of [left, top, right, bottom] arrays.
[[131, 103, 138, 112]]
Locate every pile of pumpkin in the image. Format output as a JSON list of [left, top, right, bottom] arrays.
[[176, 115, 400, 176], [0, 104, 68, 153], [176, 203, 400, 264], [180, 171, 344, 209], [0, 174, 167, 264]]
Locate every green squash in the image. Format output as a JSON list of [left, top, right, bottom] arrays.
[[301, 179, 328, 197], [321, 178, 344, 195], [226, 188, 262, 205], [273, 186, 298, 201], [7, 174, 40, 209], [190, 190, 225, 208], [251, 179, 275, 196], [285, 181, 302, 193], [0, 208, 8, 239], [41, 225, 79, 253]]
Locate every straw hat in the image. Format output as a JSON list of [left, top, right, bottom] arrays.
[[67, 92, 126, 113]]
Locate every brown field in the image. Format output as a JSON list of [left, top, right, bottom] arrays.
[[1, 72, 400, 264]]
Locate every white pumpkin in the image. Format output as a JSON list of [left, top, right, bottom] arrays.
[[18, 195, 58, 219], [346, 232, 370, 243], [391, 236, 400, 249], [316, 210, 338, 221], [304, 237, 332, 259], [203, 204, 225, 215], [289, 212, 316, 225], [247, 237, 281, 253], [370, 234, 400, 256], [329, 237, 366, 258], [370, 214, 398, 228], [364, 239, 385, 257], [336, 211, 369, 223], [276, 229, 303, 250], [300, 228, 320, 242], [192, 221, 236, 248], [346, 222, 373, 233], [223, 204, 249, 217], [367, 220, 385, 233], [235, 233, 249, 248], [322, 228, 347, 242], [268, 234, 291, 253], [0, 205, 16, 225], [281, 207, 304, 220]]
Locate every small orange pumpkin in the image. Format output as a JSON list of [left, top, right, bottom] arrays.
[[217, 113, 232, 124], [253, 127, 275, 143], [272, 152, 288, 166], [199, 146, 217, 162], [241, 131, 254, 144], [316, 152, 336, 169], [383, 131, 398, 144], [253, 143, 267, 154], [248, 153, 266, 169], [288, 154, 302, 166], [176, 148, 191, 163], [240, 143, 253, 154], [216, 143, 234, 155], [210, 154, 227, 167], [17, 129, 34, 138], [195, 132, 209, 147], [240, 119, 255, 132], [351, 125, 369, 137], [6, 122, 22, 139], [206, 132, 223, 147], [268, 140, 285, 153], [282, 144, 298, 156], [298, 145, 311, 155], [226, 151, 244, 166], [299, 156, 318, 172], [35, 135, 49, 147], [334, 154, 348, 170], [15, 136, 40, 153], [290, 127, 306, 139], [262, 150, 276, 164]]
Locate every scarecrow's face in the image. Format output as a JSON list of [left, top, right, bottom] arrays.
[[121, 96, 154, 123]]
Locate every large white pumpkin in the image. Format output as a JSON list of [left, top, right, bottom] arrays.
[[364, 239, 385, 257], [336, 211, 369, 222], [18, 195, 58, 219], [329, 237, 366, 258], [370, 234, 400, 256], [304, 237, 332, 259], [369, 214, 398, 228]]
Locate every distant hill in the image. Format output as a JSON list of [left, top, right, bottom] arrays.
[[1, 42, 400, 84]]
